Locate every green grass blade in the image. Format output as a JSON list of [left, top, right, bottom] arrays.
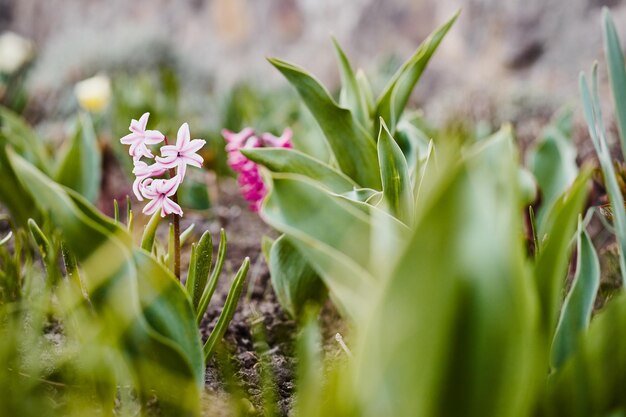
[[113, 199, 119, 224], [203, 257, 249, 361], [187, 231, 213, 311], [140, 211, 161, 252], [196, 229, 227, 324]]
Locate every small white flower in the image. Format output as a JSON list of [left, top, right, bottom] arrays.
[[0, 31, 34, 74]]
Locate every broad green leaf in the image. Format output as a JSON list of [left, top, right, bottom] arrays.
[[551, 222, 600, 370], [269, 235, 327, 318], [261, 173, 378, 320], [357, 129, 539, 417], [340, 188, 382, 205], [603, 8, 626, 158], [242, 147, 358, 193], [0, 106, 51, 172], [375, 12, 459, 134], [534, 168, 591, 336], [581, 68, 626, 287], [332, 37, 369, 128], [529, 109, 578, 223], [55, 112, 102, 204], [6, 150, 203, 415], [377, 119, 414, 225], [542, 293, 626, 417], [0, 146, 40, 226], [268, 57, 381, 188]]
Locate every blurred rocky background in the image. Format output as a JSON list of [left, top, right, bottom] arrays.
[[1, 0, 626, 129]]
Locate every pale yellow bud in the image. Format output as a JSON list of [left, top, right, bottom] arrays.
[[74, 74, 111, 112]]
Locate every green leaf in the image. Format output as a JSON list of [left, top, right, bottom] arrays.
[[0, 106, 51, 172], [55, 112, 102, 204], [375, 11, 459, 134], [534, 168, 591, 336], [242, 147, 358, 193], [196, 229, 227, 324], [356, 69, 375, 119], [529, 109, 578, 223], [7, 150, 203, 415], [0, 146, 40, 226], [140, 211, 161, 252], [269, 235, 327, 318], [377, 119, 414, 225], [357, 128, 539, 417], [203, 258, 249, 361], [186, 231, 213, 311], [332, 37, 369, 128], [603, 7, 626, 159], [261, 173, 381, 320], [268, 57, 381, 188], [543, 293, 626, 417], [581, 67, 626, 287], [261, 235, 274, 264], [551, 221, 600, 370]]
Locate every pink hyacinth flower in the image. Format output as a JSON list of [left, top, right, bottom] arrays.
[[132, 160, 167, 201], [222, 127, 293, 212], [260, 128, 293, 148], [120, 112, 165, 160], [140, 176, 183, 217], [156, 123, 206, 181], [223, 127, 255, 152]]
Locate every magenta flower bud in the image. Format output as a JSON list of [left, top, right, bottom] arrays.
[[223, 127, 293, 212]]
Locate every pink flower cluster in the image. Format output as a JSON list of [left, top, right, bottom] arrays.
[[222, 127, 293, 212], [120, 113, 206, 217]]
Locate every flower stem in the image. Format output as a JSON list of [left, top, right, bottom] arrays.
[[171, 191, 181, 280]]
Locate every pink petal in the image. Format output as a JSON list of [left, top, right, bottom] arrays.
[[120, 132, 139, 145], [182, 139, 206, 154], [176, 164, 187, 182], [162, 197, 183, 217], [158, 145, 178, 156], [144, 129, 165, 144], [142, 196, 162, 215], [222, 127, 254, 147], [177, 123, 190, 148], [137, 112, 150, 131], [132, 177, 144, 201], [155, 153, 178, 167], [181, 153, 203, 167]]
